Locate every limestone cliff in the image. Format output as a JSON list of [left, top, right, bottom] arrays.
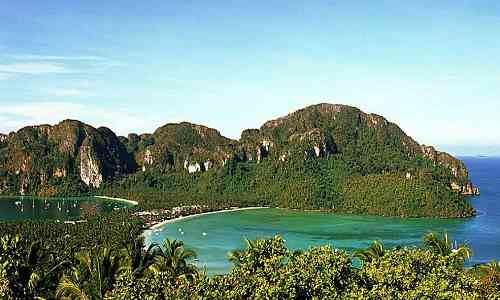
[[237, 103, 478, 196], [0, 120, 134, 195], [421, 145, 479, 195], [0, 103, 479, 200], [122, 122, 236, 174]]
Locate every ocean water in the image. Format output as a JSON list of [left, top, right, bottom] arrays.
[[0, 196, 132, 221], [145, 157, 500, 274]]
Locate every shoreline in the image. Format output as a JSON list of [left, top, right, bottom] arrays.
[[94, 195, 139, 206], [147, 206, 269, 231]]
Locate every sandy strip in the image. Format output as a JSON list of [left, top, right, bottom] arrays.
[[94, 196, 139, 206], [148, 207, 269, 230]]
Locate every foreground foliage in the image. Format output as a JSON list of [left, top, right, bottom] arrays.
[[0, 231, 498, 299]]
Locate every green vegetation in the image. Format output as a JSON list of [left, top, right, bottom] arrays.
[[0, 104, 478, 218], [0, 232, 498, 299], [102, 151, 473, 217]]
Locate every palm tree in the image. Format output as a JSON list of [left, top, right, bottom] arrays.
[[20, 240, 71, 297], [423, 232, 472, 260], [228, 249, 244, 267], [56, 245, 125, 299], [354, 240, 385, 265], [121, 236, 161, 277], [476, 260, 500, 294], [0, 235, 69, 299], [228, 239, 255, 267], [480, 260, 500, 274], [149, 239, 198, 282]]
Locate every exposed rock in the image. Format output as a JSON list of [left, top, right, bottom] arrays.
[[256, 146, 263, 162], [79, 142, 103, 188], [261, 103, 345, 130], [147, 122, 236, 170], [19, 177, 29, 196], [0, 120, 134, 193], [188, 163, 201, 174], [141, 149, 154, 171], [421, 145, 467, 176], [0, 103, 479, 203], [289, 129, 336, 159], [54, 168, 67, 178], [144, 149, 154, 165], [204, 160, 213, 171], [461, 182, 480, 196], [451, 182, 461, 191], [421, 145, 479, 195], [255, 140, 274, 162]]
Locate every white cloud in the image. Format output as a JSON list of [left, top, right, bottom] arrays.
[[9, 54, 106, 61], [0, 73, 14, 80], [46, 88, 85, 97], [0, 63, 69, 75], [0, 101, 159, 136]]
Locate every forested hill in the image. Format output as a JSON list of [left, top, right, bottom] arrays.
[[0, 103, 479, 217]]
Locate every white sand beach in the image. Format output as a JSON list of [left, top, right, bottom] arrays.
[[94, 196, 139, 206], [148, 206, 269, 230]]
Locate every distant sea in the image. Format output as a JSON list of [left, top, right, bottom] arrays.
[[146, 156, 500, 274]]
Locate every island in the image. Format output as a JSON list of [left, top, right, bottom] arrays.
[[0, 103, 478, 218]]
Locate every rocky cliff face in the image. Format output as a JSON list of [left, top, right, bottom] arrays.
[[238, 104, 478, 196], [122, 122, 236, 174], [420, 145, 479, 195], [0, 103, 479, 198], [0, 120, 134, 194]]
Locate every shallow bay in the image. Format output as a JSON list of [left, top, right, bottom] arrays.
[[0, 196, 132, 221], [146, 157, 500, 274]]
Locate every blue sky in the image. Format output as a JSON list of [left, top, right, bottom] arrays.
[[1, 1, 499, 155]]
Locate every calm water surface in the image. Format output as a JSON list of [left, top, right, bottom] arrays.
[[146, 157, 500, 274], [0, 196, 132, 221]]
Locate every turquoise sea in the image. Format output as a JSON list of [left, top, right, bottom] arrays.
[[146, 157, 500, 274], [0, 196, 132, 221]]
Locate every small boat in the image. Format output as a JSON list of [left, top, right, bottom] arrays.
[[202, 232, 207, 236], [14, 201, 22, 205]]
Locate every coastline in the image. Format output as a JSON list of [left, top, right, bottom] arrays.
[[94, 195, 139, 206], [147, 206, 269, 231]]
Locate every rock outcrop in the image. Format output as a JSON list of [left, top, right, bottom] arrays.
[[140, 122, 236, 173], [79, 142, 103, 188], [421, 145, 479, 196], [288, 129, 337, 158], [0, 120, 134, 194]]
